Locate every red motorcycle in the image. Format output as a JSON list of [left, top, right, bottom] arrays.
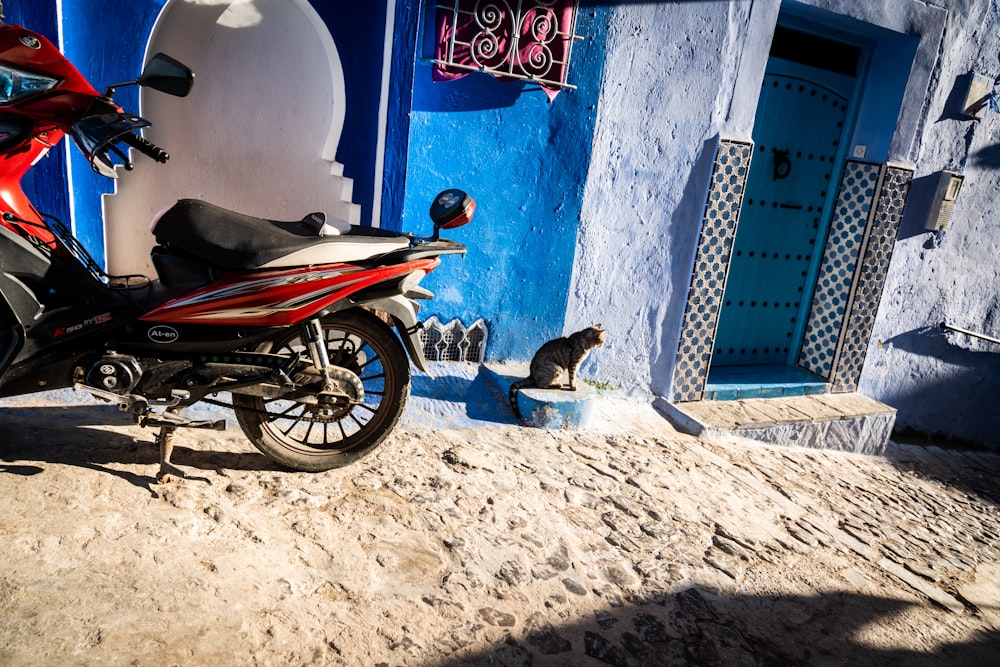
[[0, 20, 473, 479]]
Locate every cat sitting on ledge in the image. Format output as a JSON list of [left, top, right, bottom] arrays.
[[508, 324, 605, 421]]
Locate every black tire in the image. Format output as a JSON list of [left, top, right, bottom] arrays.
[[232, 309, 410, 471]]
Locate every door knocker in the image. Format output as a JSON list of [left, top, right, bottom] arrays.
[[772, 148, 792, 181]]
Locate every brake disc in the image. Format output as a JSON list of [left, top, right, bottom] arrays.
[[290, 365, 366, 421]]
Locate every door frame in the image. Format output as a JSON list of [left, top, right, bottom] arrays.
[[669, 4, 923, 404], [713, 24, 870, 370]]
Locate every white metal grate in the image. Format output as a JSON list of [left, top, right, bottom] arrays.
[[419, 316, 489, 363]]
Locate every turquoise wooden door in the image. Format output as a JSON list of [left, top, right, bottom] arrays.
[[714, 58, 856, 367]]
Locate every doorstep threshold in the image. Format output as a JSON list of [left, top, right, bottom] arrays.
[[654, 392, 897, 455], [705, 364, 829, 400]]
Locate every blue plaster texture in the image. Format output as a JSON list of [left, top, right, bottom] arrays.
[[399, 8, 610, 362], [568, 1, 763, 398], [8, 0, 1000, 449], [566, 1, 934, 400], [560, 0, 1000, 450]]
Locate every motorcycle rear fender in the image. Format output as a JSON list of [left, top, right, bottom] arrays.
[[354, 294, 431, 375], [140, 257, 442, 328]]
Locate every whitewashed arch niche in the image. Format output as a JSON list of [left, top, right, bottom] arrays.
[[104, 0, 360, 276]]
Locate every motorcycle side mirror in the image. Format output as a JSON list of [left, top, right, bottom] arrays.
[[137, 53, 194, 97], [104, 53, 195, 98], [429, 189, 475, 241]]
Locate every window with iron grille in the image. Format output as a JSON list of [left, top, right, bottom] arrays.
[[432, 0, 581, 100]]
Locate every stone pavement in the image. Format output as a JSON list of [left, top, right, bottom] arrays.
[[0, 364, 998, 665], [429, 419, 1000, 666]]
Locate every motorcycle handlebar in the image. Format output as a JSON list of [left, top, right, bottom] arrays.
[[122, 132, 169, 164]]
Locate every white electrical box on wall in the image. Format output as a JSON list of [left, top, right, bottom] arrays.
[[924, 170, 964, 232], [961, 73, 993, 119]]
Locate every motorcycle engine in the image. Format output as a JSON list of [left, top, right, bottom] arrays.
[[84, 355, 143, 394]]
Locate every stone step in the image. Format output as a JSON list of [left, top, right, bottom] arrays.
[[654, 392, 896, 455], [485, 363, 596, 429]]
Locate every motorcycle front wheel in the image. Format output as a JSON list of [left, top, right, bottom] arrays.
[[232, 309, 410, 471]]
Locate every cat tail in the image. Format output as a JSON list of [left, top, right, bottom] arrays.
[[509, 378, 530, 421]]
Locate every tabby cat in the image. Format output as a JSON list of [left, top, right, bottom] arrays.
[[508, 324, 606, 420]]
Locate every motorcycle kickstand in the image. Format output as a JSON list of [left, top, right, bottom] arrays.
[[155, 408, 185, 483]]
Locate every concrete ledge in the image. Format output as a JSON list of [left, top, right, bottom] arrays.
[[655, 393, 897, 455], [485, 363, 596, 429]]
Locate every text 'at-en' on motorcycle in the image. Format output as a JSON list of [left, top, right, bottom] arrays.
[[0, 17, 474, 480]]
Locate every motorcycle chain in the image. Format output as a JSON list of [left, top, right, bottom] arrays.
[[199, 395, 356, 425]]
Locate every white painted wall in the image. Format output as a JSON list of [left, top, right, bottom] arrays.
[[104, 0, 359, 276], [567, 0, 1000, 445]]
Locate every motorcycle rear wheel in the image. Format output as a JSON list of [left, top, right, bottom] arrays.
[[232, 309, 410, 471]]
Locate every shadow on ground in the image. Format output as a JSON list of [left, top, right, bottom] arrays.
[[0, 405, 278, 493], [431, 585, 1000, 667], [410, 364, 515, 427], [885, 441, 1000, 512]]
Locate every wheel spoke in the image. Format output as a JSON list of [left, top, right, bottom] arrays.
[[275, 401, 301, 418], [234, 312, 407, 467], [280, 411, 307, 436], [354, 402, 377, 415], [328, 333, 358, 365]]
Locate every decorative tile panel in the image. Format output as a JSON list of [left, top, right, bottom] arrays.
[[671, 138, 752, 402], [419, 316, 489, 363], [830, 165, 913, 392], [798, 161, 881, 378]]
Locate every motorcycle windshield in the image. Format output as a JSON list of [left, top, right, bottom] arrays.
[[70, 112, 150, 177]]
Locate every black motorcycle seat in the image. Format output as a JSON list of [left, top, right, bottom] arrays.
[[151, 199, 411, 270]]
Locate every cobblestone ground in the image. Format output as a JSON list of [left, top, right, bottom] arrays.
[[0, 393, 997, 666]]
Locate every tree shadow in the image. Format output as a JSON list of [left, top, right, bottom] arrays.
[[0, 405, 278, 494], [431, 585, 999, 666]]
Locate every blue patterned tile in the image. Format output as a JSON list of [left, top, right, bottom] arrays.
[[798, 161, 880, 379], [671, 138, 753, 402], [670, 148, 910, 402], [831, 165, 913, 392]]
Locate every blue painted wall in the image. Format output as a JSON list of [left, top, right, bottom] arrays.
[[381, 0, 420, 233], [9, 0, 609, 365], [60, 0, 165, 266], [400, 7, 610, 360], [3, 1, 70, 230]]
